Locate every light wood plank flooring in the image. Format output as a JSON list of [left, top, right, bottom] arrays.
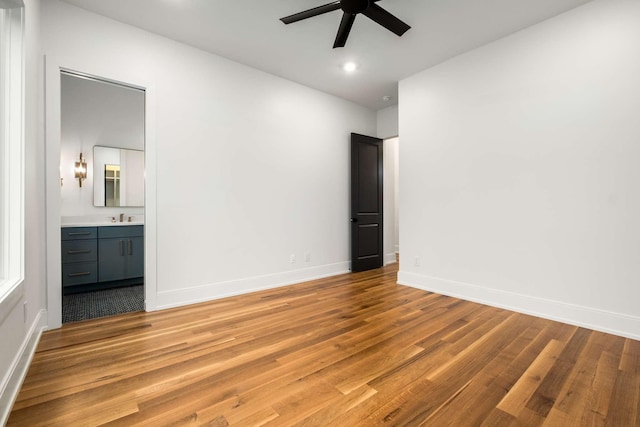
[[8, 263, 640, 426]]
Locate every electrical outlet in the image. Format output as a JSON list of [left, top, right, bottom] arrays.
[[414, 256, 421, 267], [290, 254, 296, 264], [305, 252, 311, 262]]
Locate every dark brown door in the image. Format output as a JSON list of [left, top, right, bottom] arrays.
[[350, 132, 383, 272]]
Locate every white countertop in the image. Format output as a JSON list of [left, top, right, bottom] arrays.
[[61, 221, 144, 228], [61, 214, 144, 228]]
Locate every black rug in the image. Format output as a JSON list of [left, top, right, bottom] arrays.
[[63, 285, 144, 323]]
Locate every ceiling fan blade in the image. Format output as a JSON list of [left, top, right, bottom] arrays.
[[333, 13, 357, 48], [280, 1, 341, 24], [362, 3, 411, 37]]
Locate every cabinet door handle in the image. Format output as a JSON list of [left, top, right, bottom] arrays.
[[128, 239, 132, 255], [68, 272, 91, 277], [119, 240, 124, 256], [67, 249, 91, 255], [68, 232, 91, 236]]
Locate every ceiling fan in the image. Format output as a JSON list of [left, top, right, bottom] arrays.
[[280, 0, 411, 48]]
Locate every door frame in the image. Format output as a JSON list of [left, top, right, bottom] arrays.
[[44, 55, 158, 329], [383, 136, 399, 265]]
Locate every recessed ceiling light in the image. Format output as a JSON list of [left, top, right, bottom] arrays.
[[382, 95, 392, 102], [343, 62, 358, 73]]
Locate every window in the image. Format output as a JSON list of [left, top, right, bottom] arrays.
[[0, 1, 24, 302]]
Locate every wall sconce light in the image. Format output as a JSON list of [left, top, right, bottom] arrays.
[[74, 152, 87, 187]]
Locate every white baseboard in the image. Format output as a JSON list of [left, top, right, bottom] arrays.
[[384, 253, 397, 265], [157, 262, 350, 310], [0, 309, 47, 425], [395, 245, 399, 253], [398, 271, 640, 341]]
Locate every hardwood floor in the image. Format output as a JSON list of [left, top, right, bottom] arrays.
[[8, 263, 640, 426]]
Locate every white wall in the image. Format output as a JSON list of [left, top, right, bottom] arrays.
[[399, 0, 640, 339], [0, 0, 46, 422], [60, 73, 144, 218], [377, 105, 399, 139], [41, 0, 376, 310]]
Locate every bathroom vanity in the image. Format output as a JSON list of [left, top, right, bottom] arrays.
[[61, 224, 144, 294]]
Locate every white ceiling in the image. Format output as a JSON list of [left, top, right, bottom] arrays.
[[59, 0, 593, 111]]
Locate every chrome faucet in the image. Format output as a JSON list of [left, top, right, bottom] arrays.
[[119, 213, 125, 222]]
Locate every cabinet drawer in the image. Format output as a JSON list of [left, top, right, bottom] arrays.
[[61, 227, 98, 240], [62, 261, 98, 286], [98, 225, 144, 239], [62, 240, 97, 263]]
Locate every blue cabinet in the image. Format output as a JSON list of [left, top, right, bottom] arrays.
[[98, 226, 144, 283], [61, 225, 144, 292]]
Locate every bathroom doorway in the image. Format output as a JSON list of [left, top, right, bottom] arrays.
[[383, 136, 400, 266], [60, 71, 145, 323]]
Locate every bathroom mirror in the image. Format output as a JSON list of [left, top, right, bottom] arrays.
[[93, 146, 144, 207]]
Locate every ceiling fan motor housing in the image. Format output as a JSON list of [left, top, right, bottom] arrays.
[[341, 0, 370, 14]]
